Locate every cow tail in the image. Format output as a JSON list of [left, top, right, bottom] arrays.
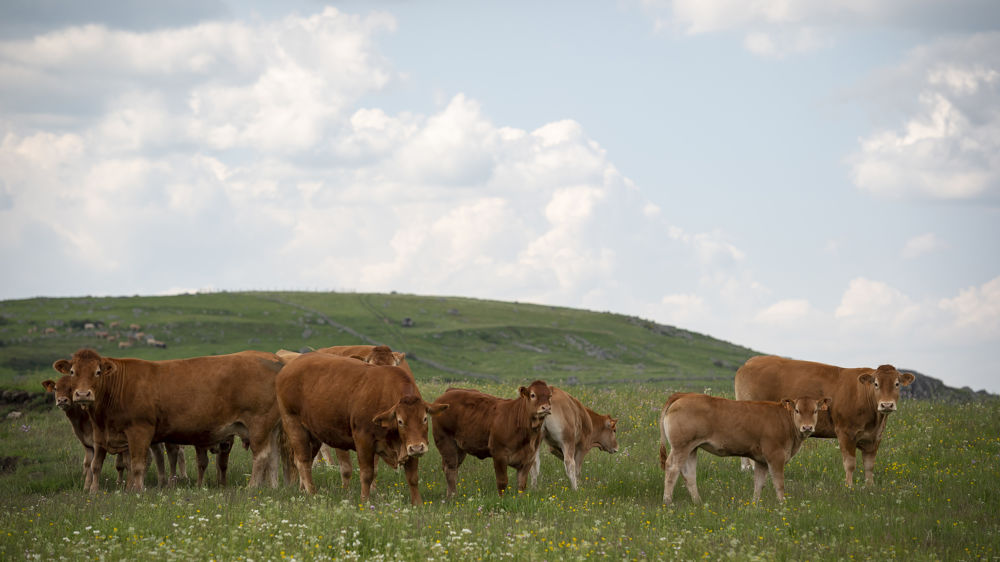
[[274, 419, 296, 486]]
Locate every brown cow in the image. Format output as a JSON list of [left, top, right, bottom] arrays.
[[277, 345, 413, 487], [42, 376, 186, 489], [52, 348, 285, 492], [659, 392, 831, 504], [529, 386, 618, 490], [275, 353, 444, 505], [431, 381, 553, 498], [734, 355, 915, 487]]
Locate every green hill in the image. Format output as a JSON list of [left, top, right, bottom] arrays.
[[0, 291, 756, 392]]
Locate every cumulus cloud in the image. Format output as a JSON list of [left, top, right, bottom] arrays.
[[641, 0, 1000, 57], [754, 299, 813, 325], [849, 33, 1000, 201], [902, 232, 947, 259], [938, 275, 1000, 341]]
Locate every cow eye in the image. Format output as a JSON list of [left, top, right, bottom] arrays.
[[397, 419, 404, 426], [530, 393, 536, 399], [70, 368, 75, 375], [874, 382, 879, 389], [895, 381, 900, 388], [423, 416, 428, 424]]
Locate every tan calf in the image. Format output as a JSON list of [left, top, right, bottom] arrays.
[[529, 387, 618, 490], [659, 393, 830, 504]]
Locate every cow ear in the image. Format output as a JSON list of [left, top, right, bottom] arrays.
[[899, 372, 915, 386], [372, 407, 397, 429], [392, 352, 405, 366], [819, 397, 832, 411], [427, 402, 449, 415], [100, 359, 116, 376], [519, 386, 529, 397], [858, 373, 875, 385], [351, 355, 368, 362], [781, 399, 795, 411], [53, 359, 72, 375], [610, 418, 618, 430], [41, 379, 56, 393]]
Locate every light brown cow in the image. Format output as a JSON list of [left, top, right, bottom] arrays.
[[529, 386, 618, 490], [431, 381, 553, 498], [42, 375, 186, 489], [275, 353, 444, 505], [52, 348, 285, 492], [734, 355, 915, 487], [276, 345, 413, 487], [659, 392, 830, 504]]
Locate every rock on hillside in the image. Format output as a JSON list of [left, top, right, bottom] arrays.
[[900, 369, 996, 403]]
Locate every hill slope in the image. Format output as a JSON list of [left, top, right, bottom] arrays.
[[0, 291, 755, 391]]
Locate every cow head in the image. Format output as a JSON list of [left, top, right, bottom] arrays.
[[858, 365, 914, 413], [41, 375, 75, 410], [373, 395, 449, 460], [52, 348, 115, 406], [366, 345, 405, 367], [593, 415, 619, 453], [519, 380, 553, 420], [782, 397, 832, 437]]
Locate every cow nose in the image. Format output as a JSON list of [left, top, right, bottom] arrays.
[[73, 390, 94, 403], [801, 425, 814, 434], [879, 402, 897, 412], [407, 443, 428, 457], [56, 397, 70, 409]]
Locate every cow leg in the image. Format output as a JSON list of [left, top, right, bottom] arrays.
[[281, 416, 317, 494], [516, 463, 533, 493], [356, 440, 378, 503], [124, 426, 155, 492], [248, 424, 281, 488], [662, 448, 685, 505], [752, 460, 769, 502], [836, 432, 858, 488], [493, 458, 510, 496], [164, 443, 183, 484], [82, 446, 95, 491], [563, 447, 578, 490], [217, 438, 232, 487], [436, 437, 463, 499], [740, 457, 754, 472], [769, 461, 787, 502], [529, 445, 542, 489], [89, 446, 108, 493], [196, 447, 209, 486], [174, 444, 187, 482], [150, 444, 167, 488], [114, 453, 128, 485], [335, 449, 353, 489], [681, 449, 701, 504], [403, 456, 422, 506], [860, 442, 879, 487]]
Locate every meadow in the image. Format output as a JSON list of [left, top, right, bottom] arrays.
[[1, 292, 998, 560], [2, 381, 998, 561]]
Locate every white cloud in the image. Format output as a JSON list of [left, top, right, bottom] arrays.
[[938, 275, 1000, 341], [902, 232, 947, 259], [834, 277, 921, 328], [849, 33, 1000, 201], [754, 299, 813, 325]]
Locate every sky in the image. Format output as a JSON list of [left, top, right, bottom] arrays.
[[1, 1, 998, 392]]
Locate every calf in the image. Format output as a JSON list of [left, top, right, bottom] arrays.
[[431, 381, 553, 498], [658, 393, 830, 504], [276, 353, 443, 505], [529, 386, 618, 490]]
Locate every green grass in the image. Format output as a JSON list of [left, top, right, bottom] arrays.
[[2, 382, 998, 560]]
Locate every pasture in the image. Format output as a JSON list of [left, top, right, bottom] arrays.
[[2, 381, 998, 561]]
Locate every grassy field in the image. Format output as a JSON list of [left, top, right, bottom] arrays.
[[1, 292, 997, 560], [1, 381, 998, 561]]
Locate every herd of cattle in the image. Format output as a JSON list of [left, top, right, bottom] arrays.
[[41, 345, 914, 505]]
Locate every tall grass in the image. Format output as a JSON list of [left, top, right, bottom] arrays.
[[2, 382, 997, 560]]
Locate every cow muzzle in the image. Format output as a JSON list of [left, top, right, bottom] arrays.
[[406, 442, 429, 457], [535, 404, 552, 418], [799, 425, 814, 436], [878, 402, 897, 413], [73, 389, 95, 405], [55, 397, 70, 410]]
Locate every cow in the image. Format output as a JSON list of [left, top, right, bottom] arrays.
[[276, 344, 412, 487], [431, 381, 553, 498], [275, 353, 444, 505], [529, 386, 618, 490], [42, 375, 186, 489], [194, 436, 236, 487], [659, 392, 831, 504], [734, 355, 915, 487], [52, 348, 285, 492]]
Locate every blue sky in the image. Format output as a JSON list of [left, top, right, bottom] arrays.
[[1, 1, 998, 392]]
